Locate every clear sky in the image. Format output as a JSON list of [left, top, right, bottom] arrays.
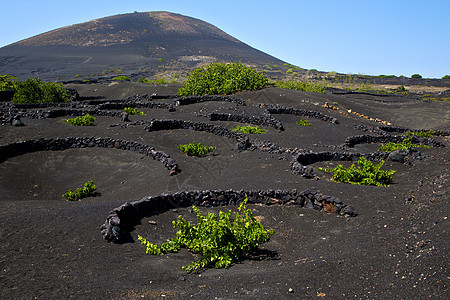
[[1, 0, 449, 78]]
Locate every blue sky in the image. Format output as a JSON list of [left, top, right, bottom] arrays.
[[1, 0, 449, 78]]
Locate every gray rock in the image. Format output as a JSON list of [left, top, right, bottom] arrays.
[[12, 118, 24, 126], [388, 150, 405, 163]]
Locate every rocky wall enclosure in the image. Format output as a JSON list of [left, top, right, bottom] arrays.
[[101, 188, 355, 243], [0, 137, 179, 174]]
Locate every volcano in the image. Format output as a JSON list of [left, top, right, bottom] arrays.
[[0, 11, 286, 81]]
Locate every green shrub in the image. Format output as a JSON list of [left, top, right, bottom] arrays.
[[112, 75, 131, 81], [442, 75, 450, 79], [274, 80, 326, 94], [137, 78, 168, 85], [178, 62, 268, 96], [394, 85, 407, 93], [178, 142, 216, 157], [102, 68, 124, 75], [1, 76, 70, 104], [405, 130, 434, 138], [138, 197, 273, 272], [62, 181, 96, 201], [63, 114, 96, 126], [0, 74, 16, 90], [378, 137, 429, 152], [296, 119, 311, 126], [318, 157, 396, 186], [232, 125, 266, 134], [411, 74, 422, 79], [422, 96, 449, 102], [356, 82, 376, 92], [124, 107, 146, 115]]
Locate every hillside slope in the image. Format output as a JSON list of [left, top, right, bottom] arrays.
[[0, 11, 286, 80]]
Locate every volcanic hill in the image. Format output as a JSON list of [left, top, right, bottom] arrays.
[[0, 11, 286, 81]]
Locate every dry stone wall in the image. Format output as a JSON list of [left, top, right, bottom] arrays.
[[101, 188, 356, 243]]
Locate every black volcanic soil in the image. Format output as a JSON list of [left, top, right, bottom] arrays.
[[0, 83, 448, 299]]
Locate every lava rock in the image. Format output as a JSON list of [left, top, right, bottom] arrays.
[[388, 150, 406, 163]]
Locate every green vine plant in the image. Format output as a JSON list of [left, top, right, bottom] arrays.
[[63, 114, 96, 126], [274, 80, 327, 94], [378, 137, 429, 152], [62, 181, 97, 201], [318, 157, 396, 186], [137, 78, 169, 85], [296, 119, 312, 126], [123, 107, 146, 115], [232, 125, 266, 134], [112, 75, 131, 81], [405, 130, 435, 138], [138, 197, 274, 272], [178, 142, 216, 157]]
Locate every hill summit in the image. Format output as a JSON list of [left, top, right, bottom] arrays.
[[11, 11, 241, 47], [0, 11, 286, 81]]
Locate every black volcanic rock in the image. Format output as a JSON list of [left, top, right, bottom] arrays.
[[0, 11, 286, 80]]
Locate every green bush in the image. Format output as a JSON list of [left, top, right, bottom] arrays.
[[405, 130, 434, 138], [356, 82, 376, 93], [232, 125, 266, 134], [138, 197, 274, 272], [274, 80, 326, 94], [0, 74, 16, 90], [63, 114, 96, 126], [178, 142, 216, 157], [442, 75, 450, 80], [137, 78, 168, 84], [62, 181, 96, 201], [422, 96, 450, 102], [178, 62, 268, 96], [411, 74, 422, 79], [124, 107, 146, 115], [112, 75, 131, 81], [0, 76, 70, 104], [296, 119, 311, 126], [318, 157, 396, 186], [394, 85, 407, 93], [378, 137, 429, 152]]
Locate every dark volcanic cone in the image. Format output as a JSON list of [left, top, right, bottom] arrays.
[[0, 11, 286, 80]]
